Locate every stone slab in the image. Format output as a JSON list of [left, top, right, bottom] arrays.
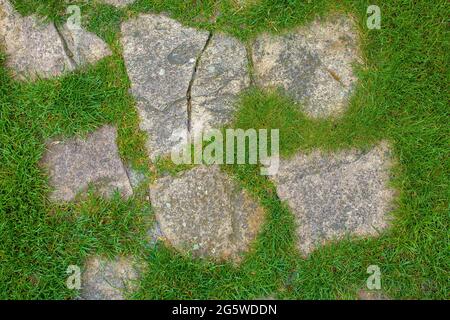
[[125, 164, 146, 190], [99, 0, 136, 8], [358, 290, 390, 300], [80, 256, 139, 300], [252, 14, 360, 118], [121, 13, 209, 158], [191, 33, 250, 135], [41, 125, 132, 202], [149, 165, 265, 262], [270, 142, 395, 255]]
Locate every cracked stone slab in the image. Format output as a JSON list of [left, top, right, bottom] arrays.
[[146, 221, 164, 247], [41, 125, 133, 202], [191, 33, 250, 136], [270, 142, 395, 255], [252, 14, 360, 118], [149, 165, 265, 262], [80, 256, 139, 300], [121, 14, 209, 159], [0, 0, 111, 80]]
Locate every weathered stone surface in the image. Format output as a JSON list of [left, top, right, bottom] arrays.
[[270, 142, 394, 255], [80, 256, 139, 300], [121, 15, 251, 159], [99, 0, 136, 8], [41, 125, 132, 202], [232, 0, 260, 9], [147, 221, 164, 247], [149, 165, 265, 262], [0, 0, 110, 80], [59, 22, 112, 67], [191, 33, 250, 136], [125, 164, 146, 190], [121, 14, 209, 158], [252, 14, 360, 118]]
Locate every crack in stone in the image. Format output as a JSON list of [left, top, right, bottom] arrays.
[[245, 41, 256, 86], [122, 163, 134, 191], [54, 23, 77, 69], [186, 32, 213, 133]]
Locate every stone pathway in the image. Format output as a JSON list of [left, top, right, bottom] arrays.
[[150, 165, 265, 262], [41, 125, 132, 202], [19, 7, 398, 299], [0, 0, 111, 80], [270, 142, 394, 255]]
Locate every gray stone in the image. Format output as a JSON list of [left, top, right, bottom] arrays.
[[0, 0, 71, 79], [121, 14, 209, 158], [149, 165, 265, 262], [270, 142, 395, 255], [0, 0, 111, 81], [252, 14, 360, 118], [99, 0, 136, 8], [59, 22, 112, 67], [41, 125, 133, 202], [232, 0, 259, 9], [191, 33, 250, 136], [80, 256, 139, 300], [125, 165, 146, 189]]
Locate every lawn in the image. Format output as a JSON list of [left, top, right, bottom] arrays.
[[0, 0, 448, 299]]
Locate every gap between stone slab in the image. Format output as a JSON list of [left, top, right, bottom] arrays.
[[186, 31, 213, 133], [53, 22, 77, 69], [245, 41, 256, 86]]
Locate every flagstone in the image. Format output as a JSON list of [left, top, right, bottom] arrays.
[[0, 0, 110, 81], [80, 256, 139, 300], [149, 165, 265, 262], [121, 13, 209, 159], [41, 125, 132, 202], [270, 142, 395, 255]]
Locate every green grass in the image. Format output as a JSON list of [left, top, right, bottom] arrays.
[[1, 0, 448, 299]]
